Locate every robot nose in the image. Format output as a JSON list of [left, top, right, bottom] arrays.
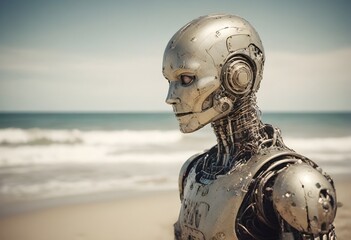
[[165, 96, 181, 105], [165, 89, 181, 105]]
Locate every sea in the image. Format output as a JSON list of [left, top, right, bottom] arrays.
[[0, 112, 350, 216]]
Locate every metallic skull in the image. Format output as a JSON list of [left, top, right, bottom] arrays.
[[162, 14, 265, 133]]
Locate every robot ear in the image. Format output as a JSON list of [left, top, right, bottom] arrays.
[[221, 55, 255, 95]]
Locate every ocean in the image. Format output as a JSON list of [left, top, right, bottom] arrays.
[[0, 112, 350, 216]]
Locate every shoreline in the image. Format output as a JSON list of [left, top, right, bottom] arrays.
[[0, 188, 178, 218], [0, 190, 180, 240], [0, 174, 349, 240]]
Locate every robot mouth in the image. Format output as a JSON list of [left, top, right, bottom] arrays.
[[175, 112, 193, 117]]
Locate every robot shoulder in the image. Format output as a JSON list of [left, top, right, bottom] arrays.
[[178, 152, 204, 200], [272, 161, 337, 235]]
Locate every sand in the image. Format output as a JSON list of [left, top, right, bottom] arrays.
[[0, 176, 350, 240]]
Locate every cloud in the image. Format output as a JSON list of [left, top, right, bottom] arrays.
[[0, 47, 350, 111], [0, 47, 160, 79], [258, 47, 351, 111], [0, 47, 166, 111]]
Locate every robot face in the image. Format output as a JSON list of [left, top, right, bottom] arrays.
[[162, 14, 265, 133], [163, 54, 221, 133]]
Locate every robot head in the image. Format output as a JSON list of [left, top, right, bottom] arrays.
[[163, 14, 265, 133]]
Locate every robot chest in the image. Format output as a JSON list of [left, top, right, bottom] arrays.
[[178, 170, 252, 240]]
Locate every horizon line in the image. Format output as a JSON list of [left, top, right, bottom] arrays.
[[0, 110, 350, 114]]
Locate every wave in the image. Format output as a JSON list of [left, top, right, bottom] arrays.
[[0, 174, 179, 205], [0, 128, 182, 146], [1, 128, 350, 151], [1, 131, 351, 205], [0, 128, 350, 168], [284, 137, 351, 153], [282, 137, 351, 168]]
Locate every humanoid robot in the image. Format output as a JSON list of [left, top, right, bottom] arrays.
[[162, 14, 337, 240]]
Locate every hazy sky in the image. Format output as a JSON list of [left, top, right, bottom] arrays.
[[0, 0, 350, 112]]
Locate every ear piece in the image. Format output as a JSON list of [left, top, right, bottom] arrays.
[[213, 96, 233, 114], [222, 55, 254, 95]]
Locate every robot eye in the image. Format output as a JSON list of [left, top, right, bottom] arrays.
[[180, 75, 195, 86]]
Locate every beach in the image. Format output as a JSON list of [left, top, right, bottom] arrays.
[[0, 190, 180, 240], [0, 174, 350, 240], [0, 112, 350, 239]]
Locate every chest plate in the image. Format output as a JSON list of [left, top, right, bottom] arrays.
[[177, 149, 299, 240]]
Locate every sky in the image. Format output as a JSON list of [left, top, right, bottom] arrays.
[[0, 0, 350, 112]]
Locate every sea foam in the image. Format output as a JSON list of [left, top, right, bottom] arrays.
[[1, 128, 351, 167], [1, 128, 350, 206], [0, 128, 182, 146]]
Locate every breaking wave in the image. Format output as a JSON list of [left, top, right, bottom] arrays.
[[0, 128, 182, 146], [1, 128, 350, 208], [0, 128, 350, 168]]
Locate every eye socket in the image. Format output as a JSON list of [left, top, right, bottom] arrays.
[[180, 75, 195, 86]]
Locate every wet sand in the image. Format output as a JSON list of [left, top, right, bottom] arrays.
[[0, 175, 350, 240]]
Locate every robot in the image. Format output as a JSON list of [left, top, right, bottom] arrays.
[[162, 14, 337, 240]]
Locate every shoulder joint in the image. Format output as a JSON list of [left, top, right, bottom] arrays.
[[272, 162, 337, 235]]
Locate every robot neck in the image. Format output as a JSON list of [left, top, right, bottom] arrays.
[[211, 94, 265, 167]]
